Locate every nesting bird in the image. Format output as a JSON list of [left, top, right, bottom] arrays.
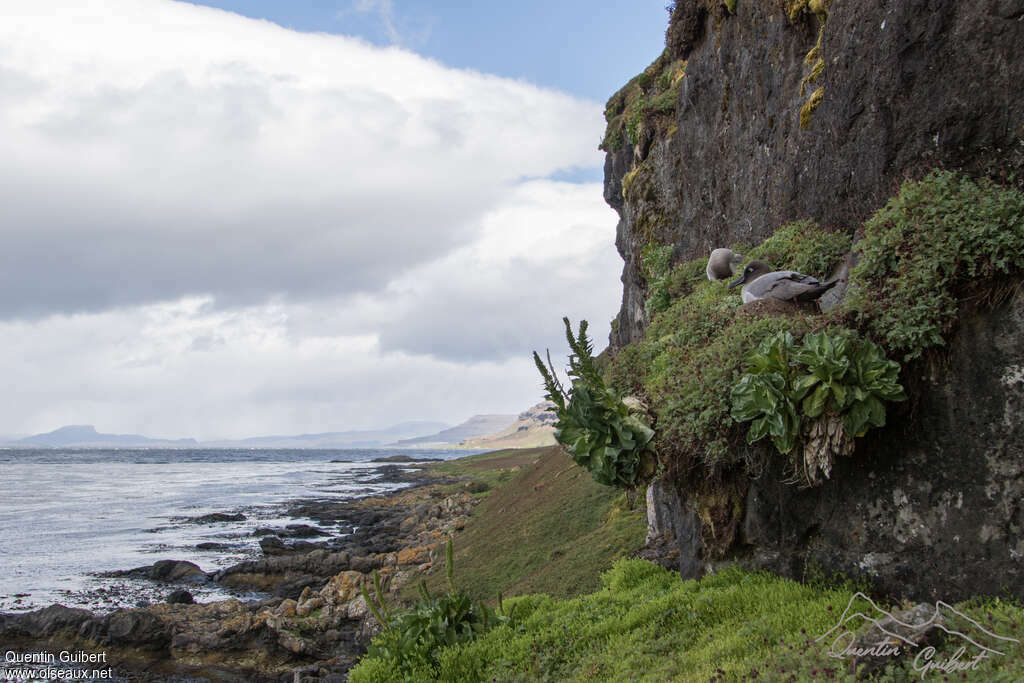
[[729, 260, 838, 304], [706, 248, 744, 281]]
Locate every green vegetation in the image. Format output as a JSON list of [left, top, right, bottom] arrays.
[[607, 221, 850, 476], [601, 49, 686, 151], [730, 329, 906, 485], [846, 169, 1024, 361], [409, 446, 646, 605], [535, 319, 655, 489], [745, 219, 853, 279], [352, 540, 510, 682], [358, 557, 1024, 682], [364, 560, 833, 681], [602, 172, 1023, 487], [429, 448, 541, 498]]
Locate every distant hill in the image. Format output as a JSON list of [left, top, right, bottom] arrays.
[[392, 414, 518, 448], [200, 422, 450, 448], [460, 402, 557, 450], [17, 425, 197, 448]]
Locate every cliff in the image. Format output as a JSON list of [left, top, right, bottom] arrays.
[[458, 402, 557, 450], [606, 0, 1024, 348], [603, 0, 1024, 601]]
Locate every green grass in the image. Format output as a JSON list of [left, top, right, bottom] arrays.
[[354, 559, 1024, 682], [430, 448, 545, 497], [404, 446, 647, 605]]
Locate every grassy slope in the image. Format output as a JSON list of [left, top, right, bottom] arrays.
[[354, 446, 1024, 682], [357, 558, 1024, 682], [404, 446, 647, 604]]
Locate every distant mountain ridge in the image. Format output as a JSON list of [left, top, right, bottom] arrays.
[[2, 415, 521, 449], [393, 414, 518, 447], [459, 402, 557, 450], [201, 422, 450, 449], [17, 425, 197, 448]]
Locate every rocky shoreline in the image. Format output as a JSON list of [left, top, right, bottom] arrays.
[[0, 460, 482, 681]]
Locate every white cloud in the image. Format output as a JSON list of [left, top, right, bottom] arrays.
[[0, 0, 621, 437]]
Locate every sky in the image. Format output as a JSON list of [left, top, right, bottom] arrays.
[[0, 0, 669, 440]]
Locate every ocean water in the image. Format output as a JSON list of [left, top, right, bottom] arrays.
[[0, 448, 472, 613]]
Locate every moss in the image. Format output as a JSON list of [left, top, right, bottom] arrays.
[[746, 219, 852, 278], [799, 85, 824, 129], [599, 51, 685, 152], [620, 166, 641, 198], [844, 170, 1024, 361], [800, 56, 824, 96], [787, 0, 830, 22], [695, 480, 745, 557]]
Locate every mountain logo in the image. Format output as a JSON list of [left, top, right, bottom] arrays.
[[816, 592, 1020, 678]]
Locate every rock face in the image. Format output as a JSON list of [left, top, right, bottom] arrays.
[[636, 223, 1024, 602], [736, 292, 1024, 602], [459, 401, 558, 450], [606, 0, 1024, 349], [607, 1, 1024, 600]]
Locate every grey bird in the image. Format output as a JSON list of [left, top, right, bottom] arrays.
[[729, 260, 839, 304], [706, 248, 744, 281]]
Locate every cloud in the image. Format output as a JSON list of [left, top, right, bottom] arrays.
[[372, 180, 622, 361], [0, 297, 574, 440], [0, 0, 622, 437], [0, 0, 602, 319]]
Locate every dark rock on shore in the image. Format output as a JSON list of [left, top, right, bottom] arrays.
[[166, 590, 194, 605], [195, 542, 230, 550], [283, 523, 330, 538], [371, 454, 442, 463], [189, 512, 247, 524], [258, 536, 322, 556], [102, 560, 208, 584], [0, 604, 93, 639]]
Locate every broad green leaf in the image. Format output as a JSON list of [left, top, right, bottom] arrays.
[[802, 384, 828, 418]]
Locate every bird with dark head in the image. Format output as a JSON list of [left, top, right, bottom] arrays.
[[729, 260, 838, 304]]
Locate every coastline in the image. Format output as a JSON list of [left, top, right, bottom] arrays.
[[0, 457, 485, 681]]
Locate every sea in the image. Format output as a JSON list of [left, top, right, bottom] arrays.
[[0, 447, 477, 614]]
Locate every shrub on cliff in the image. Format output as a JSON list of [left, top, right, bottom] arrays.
[[534, 319, 655, 489], [846, 170, 1024, 361]]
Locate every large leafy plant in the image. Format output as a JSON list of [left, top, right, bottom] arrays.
[[360, 539, 509, 678], [534, 318, 655, 488], [728, 333, 801, 454], [793, 331, 906, 438], [730, 329, 906, 485]]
